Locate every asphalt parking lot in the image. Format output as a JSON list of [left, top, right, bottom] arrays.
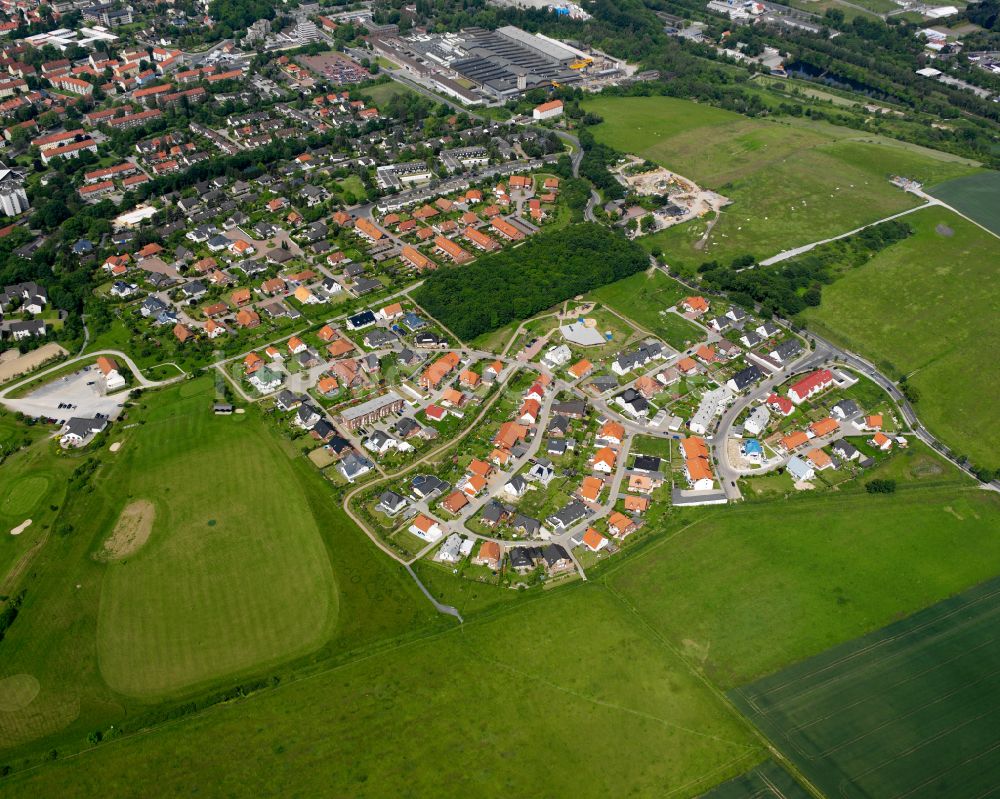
[[3, 366, 126, 425]]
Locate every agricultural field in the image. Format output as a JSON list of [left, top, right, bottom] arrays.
[[732, 576, 1000, 797], [928, 170, 1000, 235], [609, 485, 1000, 689], [801, 207, 1000, 470], [583, 96, 979, 273], [700, 760, 811, 798], [0, 587, 765, 797], [0, 378, 437, 757]]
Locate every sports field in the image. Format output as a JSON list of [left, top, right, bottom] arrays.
[[609, 485, 1000, 688], [731, 575, 1000, 797], [0, 378, 437, 753], [583, 96, 979, 273], [0, 587, 765, 797], [802, 207, 1000, 470]]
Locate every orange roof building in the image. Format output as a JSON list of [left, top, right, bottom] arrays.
[[677, 357, 698, 375], [579, 476, 604, 502], [592, 447, 617, 471], [809, 417, 840, 438], [680, 437, 709, 460], [400, 245, 435, 271], [599, 420, 625, 443], [490, 217, 525, 241], [433, 235, 473, 265], [420, 351, 461, 389], [568, 359, 593, 379], [781, 430, 809, 451], [807, 448, 833, 469]]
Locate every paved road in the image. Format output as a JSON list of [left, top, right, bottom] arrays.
[[759, 202, 934, 265], [713, 340, 831, 501]]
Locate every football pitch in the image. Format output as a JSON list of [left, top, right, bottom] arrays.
[[731, 576, 1000, 797]]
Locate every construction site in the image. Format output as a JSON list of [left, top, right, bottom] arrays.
[[613, 156, 730, 236]]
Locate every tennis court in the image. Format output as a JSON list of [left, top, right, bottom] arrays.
[[731, 576, 1000, 797]]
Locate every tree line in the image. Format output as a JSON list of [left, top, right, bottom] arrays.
[[412, 223, 648, 340]]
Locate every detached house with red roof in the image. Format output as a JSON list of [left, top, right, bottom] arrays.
[[788, 369, 834, 405]]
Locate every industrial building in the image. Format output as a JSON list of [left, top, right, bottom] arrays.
[[374, 25, 602, 103], [448, 26, 586, 100]]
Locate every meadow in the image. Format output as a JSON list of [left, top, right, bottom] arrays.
[[608, 485, 1000, 689], [802, 207, 1000, 470], [582, 96, 979, 273], [0, 378, 439, 757], [732, 576, 1000, 797], [588, 269, 702, 348], [0, 587, 765, 798], [360, 78, 417, 107]]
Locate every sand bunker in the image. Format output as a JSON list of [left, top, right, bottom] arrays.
[[10, 519, 31, 536], [109, 442, 122, 453], [97, 500, 155, 560]]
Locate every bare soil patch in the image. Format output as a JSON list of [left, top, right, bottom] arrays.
[[97, 500, 155, 561], [0, 344, 68, 384], [935, 223, 954, 237]]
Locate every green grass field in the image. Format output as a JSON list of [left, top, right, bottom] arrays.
[[801, 207, 1000, 470], [0, 587, 765, 797], [0, 426, 72, 596], [583, 97, 979, 273], [0, 378, 439, 755], [589, 269, 702, 348], [609, 486, 1000, 689], [732, 575, 1000, 797], [928, 170, 1000, 235], [95, 394, 338, 698], [360, 79, 417, 107]]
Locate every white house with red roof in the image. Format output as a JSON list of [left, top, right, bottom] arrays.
[[788, 369, 834, 405]]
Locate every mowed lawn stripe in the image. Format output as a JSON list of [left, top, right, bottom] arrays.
[[97, 388, 337, 699]]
